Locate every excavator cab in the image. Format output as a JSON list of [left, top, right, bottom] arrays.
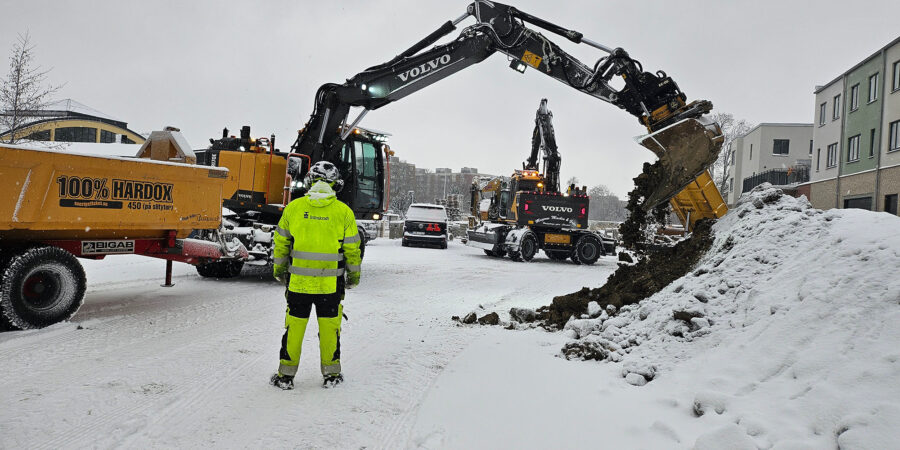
[[334, 130, 387, 220]]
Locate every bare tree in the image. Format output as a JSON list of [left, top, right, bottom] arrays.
[[390, 190, 415, 218], [588, 184, 626, 221], [0, 32, 61, 144], [709, 112, 753, 193]]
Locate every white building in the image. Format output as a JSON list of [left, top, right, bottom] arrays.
[[725, 123, 813, 206]]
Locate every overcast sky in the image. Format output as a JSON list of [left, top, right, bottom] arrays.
[[3, 0, 898, 197]]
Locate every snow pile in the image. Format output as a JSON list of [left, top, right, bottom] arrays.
[[560, 184, 900, 448]]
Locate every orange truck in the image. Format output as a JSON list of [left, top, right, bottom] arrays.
[[0, 136, 246, 329]]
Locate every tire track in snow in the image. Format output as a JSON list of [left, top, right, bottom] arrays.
[[0, 281, 280, 387], [31, 313, 273, 450]]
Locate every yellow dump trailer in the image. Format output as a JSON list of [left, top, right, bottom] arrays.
[[0, 145, 243, 330], [669, 170, 728, 232], [1, 146, 227, 239]]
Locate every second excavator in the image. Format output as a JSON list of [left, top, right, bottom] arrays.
[[466, 99, 616, 264]]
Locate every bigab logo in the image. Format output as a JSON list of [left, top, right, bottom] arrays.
[[82, 240, 135, 255]]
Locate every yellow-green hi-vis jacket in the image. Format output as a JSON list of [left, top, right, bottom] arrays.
[[273, 182, 361, 294]]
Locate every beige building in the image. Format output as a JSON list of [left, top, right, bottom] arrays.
[[0, 99, 145, 145]]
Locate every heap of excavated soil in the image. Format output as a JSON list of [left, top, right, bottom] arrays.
[[536, 219, 714, 329]]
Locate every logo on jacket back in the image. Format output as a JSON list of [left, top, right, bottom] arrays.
[[542, 206, 573, 213], [397, 54, 452, 82], [303, 211, 329, 221]]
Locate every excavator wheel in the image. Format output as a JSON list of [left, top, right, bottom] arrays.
[[196, 260, 244, 279], [571, 235, 602, 266], [508, 232, 537, 262]]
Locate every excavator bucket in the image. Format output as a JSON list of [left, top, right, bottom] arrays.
[[637, 117, 724, 210]]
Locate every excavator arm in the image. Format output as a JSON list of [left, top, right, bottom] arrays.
[[526, 98, 561, 194], [291, 0, 723, 209]]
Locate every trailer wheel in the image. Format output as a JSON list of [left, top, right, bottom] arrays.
[[196, 260, 244, 278], [0, 246, 86, 329], [545, 250, 570, 261], [572, 235, 602, 266], [508, 232, 537, 262]]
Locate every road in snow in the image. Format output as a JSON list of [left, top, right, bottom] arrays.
[[0, 240, 621, 449], [6, 192, 897, 450]]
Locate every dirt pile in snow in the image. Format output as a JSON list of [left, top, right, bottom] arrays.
[[536, 218, 714, 329], [542, 184, 900, 448]]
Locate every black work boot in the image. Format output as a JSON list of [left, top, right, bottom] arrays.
[[322, 374, 343, 388], [270, 373, 294, 390]]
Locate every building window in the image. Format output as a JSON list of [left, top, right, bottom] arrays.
[[24, 129, 51, 141], [816, 148, 821, 171], [868, 73, 879, 103], [773, 139, 789, 155], [832, 95, 840, 120], [843, 196, 872, 210], [848, 135, 860, 162], [809, 139, 813, 156], [890, 120, 900, 152], [894, 60, 900, 92], [122, 135, 136, 144], [886, 194, 898, 216], [729, 178, 733, 192], [749, 144, 753, 160], [850, 84, 859, 111], [100, 130, 116, 143], [819, 102, 826, 125], [54, 127, 97, 143], [869, 129, 876, 158], [827, 143, 838, 168]]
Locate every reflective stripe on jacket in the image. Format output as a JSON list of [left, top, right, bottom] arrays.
[[273, 189, 361, 294]]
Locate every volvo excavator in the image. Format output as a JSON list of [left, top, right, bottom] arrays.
[[195, 1, 724, 274], [466, 99, 616, 264], [286, 1, 722, 214]]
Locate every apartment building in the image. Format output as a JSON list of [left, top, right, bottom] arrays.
[[807, 36, 900, 214]]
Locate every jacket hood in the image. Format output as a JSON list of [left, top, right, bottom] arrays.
[[307, 180, 337, 207]]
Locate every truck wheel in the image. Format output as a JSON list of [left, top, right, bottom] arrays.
[[0, 246, 87, 329], [573, 235, 602, 266], [196, 260, 244, 278], [508, 232, 537, 262], [545, 250, 570, 261], [359, 235, 367, 260]]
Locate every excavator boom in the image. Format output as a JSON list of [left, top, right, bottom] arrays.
[[291, 1, 723, 210]]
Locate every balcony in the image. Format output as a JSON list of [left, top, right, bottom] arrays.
[[742, 166, 809, 193]]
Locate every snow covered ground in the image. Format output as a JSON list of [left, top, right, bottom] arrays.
[[0, 240, 619, 449], [2, 187, 899, 449]]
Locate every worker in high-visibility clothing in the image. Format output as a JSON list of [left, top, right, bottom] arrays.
[[270, 161, 362, 390]]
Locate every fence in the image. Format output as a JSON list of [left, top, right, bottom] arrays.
[[742, 166, 809, 193]]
